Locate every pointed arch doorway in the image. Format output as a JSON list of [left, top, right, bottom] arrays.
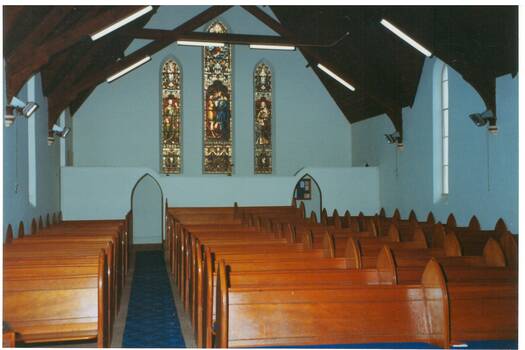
[[292, 174, 322, 220], [131, 174, 163, 245]]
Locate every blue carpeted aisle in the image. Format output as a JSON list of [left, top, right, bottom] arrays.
[[122, 251, 186, 348]]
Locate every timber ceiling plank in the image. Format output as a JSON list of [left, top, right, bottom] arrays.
[[48, 5, 233, 126], [5, 6, 144, 100], [3, 6, 51, 58], [4, 5, 517, 135], [265, 5, 408, 137], [46, 8, 157, 127], [6, 6, 74, 62]]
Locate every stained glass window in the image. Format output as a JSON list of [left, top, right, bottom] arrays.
[[203, 21, 233, 174], [161, 59, 182, 174], [254, 62, 272, 174]]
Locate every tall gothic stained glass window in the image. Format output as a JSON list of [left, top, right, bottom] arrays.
[[161, 59, 182, 174], [254, 62, 272, 174], [203, 21, 233, 174]]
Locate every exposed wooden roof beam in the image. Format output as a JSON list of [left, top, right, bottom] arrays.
[[6, 6, 145, 100], [3, 6, 25, 37], [244, 6, 405, 139], [6, 7, 73, 63], [47, 5, 233, 127], [44, 7, 158, 98], [126, 28, 337, 47]]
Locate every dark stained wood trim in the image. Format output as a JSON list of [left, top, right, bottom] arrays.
[[244, 6, 405, 139], [45, 7, 159, 101], [6, 6, 144, 100], [125, 28, 332, 47], [69, 87, 95, 116], [3, 6, 25, 38], [6, 7, 73, 62], [47, 5, 233, 127]]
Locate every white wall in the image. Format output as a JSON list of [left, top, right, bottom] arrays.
[[72, 6, 352, 176], [62, 6, 362, 220], [3, 71, 61, 239], [61, 166, 380, 220], [352, 57, 518, 233]]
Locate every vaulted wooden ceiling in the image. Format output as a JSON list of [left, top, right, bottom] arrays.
[[3, 5, 518, 140]]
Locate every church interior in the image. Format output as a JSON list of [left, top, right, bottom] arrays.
[[2, 5, 519, 349]]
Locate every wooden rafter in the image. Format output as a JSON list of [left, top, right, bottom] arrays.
[[6, 7, 73, 63], [126, 28, 339, 47], [243, 6, 406, 140], [42, 41, 93, 97], [47, 5, 233, 127], [6, 6, 145, 100], [3, 6, 25, 38], [44, 7, 159, 99]]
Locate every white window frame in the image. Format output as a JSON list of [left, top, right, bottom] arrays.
[[27, 75, 37, 207], [441, 65, 449, 196]]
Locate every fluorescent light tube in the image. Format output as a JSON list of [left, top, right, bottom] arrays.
[[106, 56, 151, 83], [24, 103, 38, 117], [91, 6, 153, 41], [317, 64, 356, 91], [380, 19, 432, 57], [177, 40, 224, 47], [249, 44, 295, 51]]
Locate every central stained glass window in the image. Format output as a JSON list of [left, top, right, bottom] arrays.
[[203, 21, 233, 174]]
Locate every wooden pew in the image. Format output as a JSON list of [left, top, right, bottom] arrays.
[[5, 241, 116, 334], [432, 224, 516, 266], [3, 250, 109, 347], [213, 258, 449, 348], [214, 254, 517, 348], [381, 238, 508, 284], [197, 238, 395, 347], [13, 231, 124, 305], [3, 331, 15, 347]]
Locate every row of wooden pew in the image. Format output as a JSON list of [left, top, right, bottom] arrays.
[[3, 211, 133, 348], [5, 211, 63, 241], [166, 202, 517, 348]]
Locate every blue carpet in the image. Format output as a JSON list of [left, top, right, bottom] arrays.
[[122, 251, 186, 348]]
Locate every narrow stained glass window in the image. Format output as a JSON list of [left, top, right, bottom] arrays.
[[161, 59, 182, 174], [254, 62, 272, 174], [203, 21, 233, 174]]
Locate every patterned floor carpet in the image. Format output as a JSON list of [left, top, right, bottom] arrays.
[[122, 251, 186, 348]]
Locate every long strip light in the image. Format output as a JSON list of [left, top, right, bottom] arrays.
[[380, 19, 432, 57], [317, 64, 356, 92], [249, 44, 295, 51], [91, 6, 153, 41], [106, 56, 151, 83], [177, 40, 224, 47]]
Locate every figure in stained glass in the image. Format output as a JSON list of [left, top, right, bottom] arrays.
[[203, 21, 233, 174], [254, 62, 273, 174], [161, 59, 182, 174]]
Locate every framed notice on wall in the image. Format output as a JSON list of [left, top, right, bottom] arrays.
[[295, 179, 311, 200]]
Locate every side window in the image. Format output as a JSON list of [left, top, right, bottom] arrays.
[[441, 65, 449, 195], [27, 75, 37, 207]]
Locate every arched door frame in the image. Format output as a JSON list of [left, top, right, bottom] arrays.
[[130, 173, 165, 243], [291, 173, 323, 217]]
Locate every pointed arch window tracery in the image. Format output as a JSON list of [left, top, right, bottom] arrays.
[[161, 58, 182, 174], [203, 21, 233, 174], [254, 62, 273, 174]]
